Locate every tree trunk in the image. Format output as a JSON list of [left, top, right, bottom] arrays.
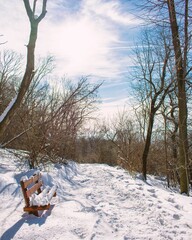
[[0, 23, 37, 138], [0, 0, 47, 140], [163, 116, 170, 188], [167, 0, 189, 194], [142, 108, 155, 180]]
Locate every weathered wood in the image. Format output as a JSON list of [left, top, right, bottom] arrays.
[[20, 180, 30, 207], [26, 181, 43, 198], [24, 204, 50, 212], [20, 172, 56, 217], [23, 174, 40, 188]]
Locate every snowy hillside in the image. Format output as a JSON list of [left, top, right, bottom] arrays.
[[0, 149, 192, 240]]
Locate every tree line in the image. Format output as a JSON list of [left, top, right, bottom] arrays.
[[0, 0, 192, 195]]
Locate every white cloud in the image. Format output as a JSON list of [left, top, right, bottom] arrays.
[[38, 15, 118, 77], [0, 0, 140, 77], [0, 0, 141, 118], [82, 0, 141, 26], [94, 96, 133, 121], [0, 1, 28, 53]]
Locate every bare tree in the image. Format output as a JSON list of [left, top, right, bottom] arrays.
[[132, 29, 174, 180], [103, 111, 141, 171], [0, 50, 22, 112], [166, 0, 190, 194], [161, 92, 179, 187], [0, 0, 47, 139], [42, 78, 101, 164], [3, 75, 101, 168], [136, 0, 192, 195]]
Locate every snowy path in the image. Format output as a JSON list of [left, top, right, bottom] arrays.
[[68, 165, 192, 240], [0, 150, 192, 240]]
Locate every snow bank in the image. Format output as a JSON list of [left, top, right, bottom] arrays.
[[0, 149, 192, 240]]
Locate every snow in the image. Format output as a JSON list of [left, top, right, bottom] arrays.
[[20, 175, 28, 182], [0, 149, 192, 240], [29, 185, 57, 206], [30, 186, 50, 206], [0, 96, 17, 123]]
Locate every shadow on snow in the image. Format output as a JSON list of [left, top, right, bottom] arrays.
[[1, 205, 54, 240]]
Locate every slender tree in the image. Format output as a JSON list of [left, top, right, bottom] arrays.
[[0, 0, 47, 139], [132, 29, 174, 180], [166, 0, 189, 194], [136, 0, 192, 194]]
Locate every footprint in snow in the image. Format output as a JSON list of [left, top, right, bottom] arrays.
[[147, 188, 156, 193], [116, 175, 124, 180], [158, 217, 165, 225], [173, 214, 180, 220], [151, 193, 158, 198], [80, 179, 90, 183], [137, 186, 143, 190], [72, 228, 87, 239], [167, 197, 175, 203], [86, 193, 95, 200], [175, 204, 182, 210], [81, 206, 97, 213]]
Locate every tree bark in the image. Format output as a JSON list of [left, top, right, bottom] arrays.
[[142, 106, 155, 180], [167, 0, 189, 194]]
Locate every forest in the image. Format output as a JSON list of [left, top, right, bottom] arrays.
[[0, 0, 192, 196]]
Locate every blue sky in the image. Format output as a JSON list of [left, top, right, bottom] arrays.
[[0, 0, 142, 120]]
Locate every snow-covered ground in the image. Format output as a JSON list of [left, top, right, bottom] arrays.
[[0, 149, 192, 240]]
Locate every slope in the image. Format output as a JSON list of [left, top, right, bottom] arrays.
[[0, 149, 192, 240]]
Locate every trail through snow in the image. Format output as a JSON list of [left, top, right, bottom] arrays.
[[0, 149, 192, 240]]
